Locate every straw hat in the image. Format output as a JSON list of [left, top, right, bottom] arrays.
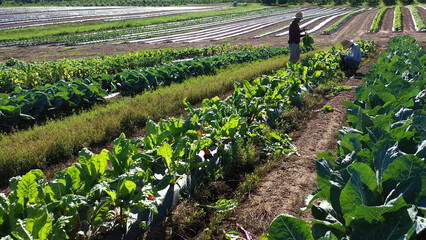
[[341, 40, 353, 50], [293, 12, 303, 19]]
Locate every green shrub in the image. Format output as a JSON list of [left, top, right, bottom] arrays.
[[382, 0, 396, 5], [261, 0, 276, 5], [349, 0, 365, 6], [334, 0, 347, 5], [366, 0, 380, 6]]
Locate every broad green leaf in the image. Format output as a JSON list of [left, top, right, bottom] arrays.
[[11, 219, 33, 240], [340, 170, 376, 216], [118, 180, 136, 199], [91, 149, 108, 176], [311, 200, 345, 225], [45, 179, 66, 202], [269, 214, 314, 240], [26, 206, 52, 240], [382, 155, 425, 202], [350, 207, 417, 240], [213, 199, 237, 212], [374, 140, 404, 185], [345, 195, 407, 226], [316, 159, 334, 190], [348, 163, 377, 192], [65, 166, 80, 192], [346, 106, 374, 133], [78, 148, 93, 165], [157, 143, 174, 170], [17, 170, 45, 203], [311, 220, 345, 240], [146, 119, 159, 135], [221, 116, 239, 138]]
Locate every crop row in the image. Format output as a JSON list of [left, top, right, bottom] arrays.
[[0, 37, 375, 240], [406, 5, 426, 31], [0, 43, 263, 92], [0, 7, 292, 47], [393, 5, 402, 32], [0, 6, 223, 30], [322, 9, 368, 34], [0, 47, 290, 129], [268, 35, 425, 240], [369, 7, 391, 32]]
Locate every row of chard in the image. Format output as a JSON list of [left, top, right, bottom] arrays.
[[0, 40, 374, 239], [0, 47, 291, 129], [268, 35, 425, 239]]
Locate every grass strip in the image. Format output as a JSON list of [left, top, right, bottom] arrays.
[[393, 5, 402, 32], [406, 5, 426, 31], [323, 9, 369, 34], [369, 7, 391, 32], [0, 4, 268, 42], [0, 50, 321, 185]]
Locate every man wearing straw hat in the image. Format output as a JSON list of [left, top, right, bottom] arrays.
[[340, 39, 361, 75], [288, 11, 307, 64]]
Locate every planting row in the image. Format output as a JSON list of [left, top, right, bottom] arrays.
[[134, 7, 346, 43], [0, 47, 291, 129], [370, 5, 426, 32], [0, 43, 263, 92], [0, 37, 375, 240], [0, 6, 223, 30], [0, 7, 292, 46], [322, 8, 368, 34], [393, 5, 402, 31], [407, 5, 426, 31], [369, 6, 391, 32], [268, 35, 425, 240]]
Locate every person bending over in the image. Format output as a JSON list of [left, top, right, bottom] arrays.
[[340, 40, 361, 75]]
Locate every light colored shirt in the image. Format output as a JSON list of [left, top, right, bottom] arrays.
[[346, 43, 362, 63]]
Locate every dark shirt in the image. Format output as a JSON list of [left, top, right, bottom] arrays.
[[288, 20, 301, 44]]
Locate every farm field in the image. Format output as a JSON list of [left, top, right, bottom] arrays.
[[0, 2, 425, 240], [0, 4, 425, 61]]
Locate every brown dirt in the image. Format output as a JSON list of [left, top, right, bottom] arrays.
[[402, 6, 416, 32], [418, 6, 426, 23], [381, 8, 394, 33]]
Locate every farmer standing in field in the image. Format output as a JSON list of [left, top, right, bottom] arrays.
[[339, 39, 362, 76], [288, 11, 306, 64]]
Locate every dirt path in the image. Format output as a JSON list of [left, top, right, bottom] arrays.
[[402, 6, 417, 32], [227, 77, 363, 236], [381, 8, 394, 33]]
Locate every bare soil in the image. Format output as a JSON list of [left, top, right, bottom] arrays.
[[381, 8, 394, 32], [402, 6, 417, 32]]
